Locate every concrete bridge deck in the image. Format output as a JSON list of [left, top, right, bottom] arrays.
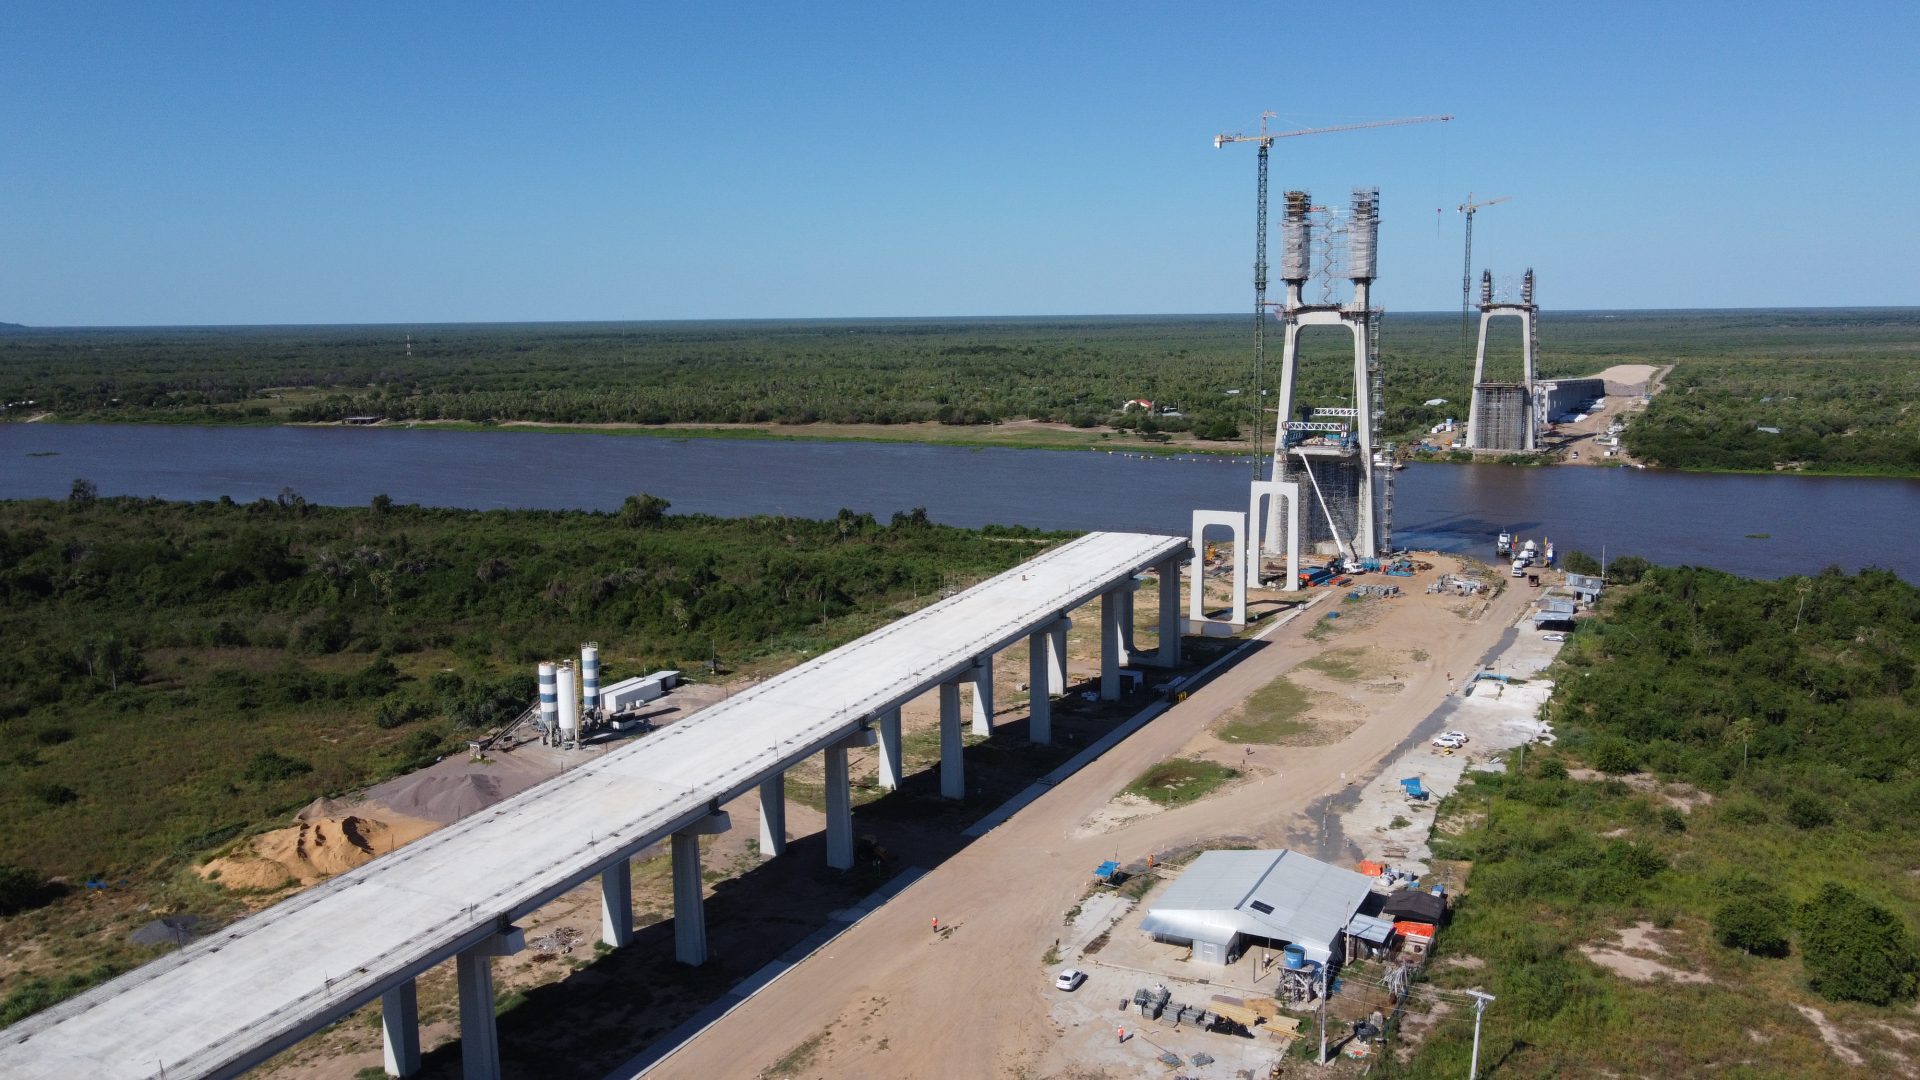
[[0, 530, 1186, 1080]]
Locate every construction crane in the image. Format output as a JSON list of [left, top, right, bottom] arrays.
[[1215, 114, 1452, 474], [1457, 193, 1511, 334]]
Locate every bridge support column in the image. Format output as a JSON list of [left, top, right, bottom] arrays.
[[758, 774, 786, 857], [381, 978, 420, 1078], [1027, 630, 1052, 745], [600, 860, 632, 948], [1156, 555, 1183, 667], [823, 728, 872, 871], [1046, 617, 1070, 695], [455, 926, 524, 1080], [672, 812, 731, 966], [970, 655, 994, 736], [1100, 588, 1123, 701], [1118, 582, 1137, 666], [876, 707, 903, 790], [939, 680, 965, 799]]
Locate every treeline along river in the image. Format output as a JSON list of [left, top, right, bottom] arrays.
[[4, 424, 1917, 581]]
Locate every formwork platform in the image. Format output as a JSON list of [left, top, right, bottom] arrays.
[[0, 531, 1186, 1080], [1470, 383, 1531, 451]]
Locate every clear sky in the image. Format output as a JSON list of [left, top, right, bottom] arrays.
[[4, 2, 1916, 325]]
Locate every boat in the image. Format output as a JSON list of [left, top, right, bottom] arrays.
[[1496, 531, 1513, 557]]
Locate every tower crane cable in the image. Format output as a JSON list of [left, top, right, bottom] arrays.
[[1215, 114, 1453, 477]]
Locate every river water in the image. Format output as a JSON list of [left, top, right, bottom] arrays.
[[4, 424, 1916, 581]]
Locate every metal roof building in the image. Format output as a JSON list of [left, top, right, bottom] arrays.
[[1139, 849, 1374, 965]]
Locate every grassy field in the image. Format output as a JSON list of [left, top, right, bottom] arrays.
[[5, 308, 1917, 474]]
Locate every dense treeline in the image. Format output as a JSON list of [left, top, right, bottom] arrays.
[[4, 309, 1916, 471], [0, 493, 1056, 882], [1407, 564, 1920, 1075]]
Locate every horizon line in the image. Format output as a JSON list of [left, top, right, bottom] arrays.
[[5, 304, 1918, 332]]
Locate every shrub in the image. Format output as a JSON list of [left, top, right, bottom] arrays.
[[1658, 805, 1688, 832], [1783, 793, 1833, 830], [1535, 756, 1569, 780], [0, 864, 50, 915], [242, 750, 313, 784], [1798, 883, 1920, 1005], [1588, 737, 1639, 775], [1713, 884, 1792, 957]]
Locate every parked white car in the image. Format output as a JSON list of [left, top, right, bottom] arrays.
[[1542, 632, 1568, 642], [1054, 968, 1086, 991], [1432, 733, 1467, 749]]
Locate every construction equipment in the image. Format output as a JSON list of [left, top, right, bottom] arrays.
[[1457, 193, 1512, 334], [1214, 113, 1452, 473]]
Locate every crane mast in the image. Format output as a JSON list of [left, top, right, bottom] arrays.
[[1457, 192, 1512, 334]]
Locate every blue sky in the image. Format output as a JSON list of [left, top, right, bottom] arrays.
[[4, 2, 1916, 324]]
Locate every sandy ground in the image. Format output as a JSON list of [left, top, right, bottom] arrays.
[[1580, 921, 1711, 986], [649, 555, 1533, 1080]]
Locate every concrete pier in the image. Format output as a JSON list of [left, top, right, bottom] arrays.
[[600, 860, 633, 948], [672, 813, 731, 965], [823, 729, 872, 871], [381, 980, 420, 1078], [1027, 629, 1052, 745], [758, 774, 786, 856], [969, 656, 994, 736], [939, 680, 964, 799], [1156, 556, 1182, 666], [455, 928, 522, 1080], [1046, 617, 1070, 695], [876, 707, 903, 790], [1100, 588, 1122, 700]]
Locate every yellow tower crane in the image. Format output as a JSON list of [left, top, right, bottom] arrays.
[[1457, 192, 1512, 334]]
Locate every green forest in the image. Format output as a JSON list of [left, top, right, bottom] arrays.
[[3, 308, 1916, 474], [1407, 562, 1920, 1076]]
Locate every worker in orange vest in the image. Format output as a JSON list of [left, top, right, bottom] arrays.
[[931, 916, 939, 933]]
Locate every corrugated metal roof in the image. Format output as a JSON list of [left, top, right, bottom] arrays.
[[1346, 913, 1394, 943], [1141, 849, 1373, 962]]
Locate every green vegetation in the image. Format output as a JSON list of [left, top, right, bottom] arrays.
[[7, 309, 1916, 474], [0, 494, 1055, 890], [1123, 758, 1240, 805], [1406, 562, 1920, 1074], [1216, 675, 1313, 744]]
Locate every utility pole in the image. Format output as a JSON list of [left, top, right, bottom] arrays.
[[1465, 988, 1496, 1078], [1318, 960, 1329, 1064]]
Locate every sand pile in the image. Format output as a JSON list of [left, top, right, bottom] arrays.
[[360, 751, 557, 824], [200, 814, 436, 890]]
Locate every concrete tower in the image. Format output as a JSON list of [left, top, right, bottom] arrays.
[[1465, 268, 1538, 451], [1266, 187, 1383, 561]]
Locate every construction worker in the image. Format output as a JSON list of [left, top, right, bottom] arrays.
[[931, 916, 939, 933]]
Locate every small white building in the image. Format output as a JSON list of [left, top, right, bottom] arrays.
[[1139, 849, 1374, 966]]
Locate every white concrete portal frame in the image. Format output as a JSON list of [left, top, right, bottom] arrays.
[[0, 531, 1186, 1080], [1248, 479, 1301, 592], [1465, 268, 1538, 452], [1189, 510, 1248, 628]]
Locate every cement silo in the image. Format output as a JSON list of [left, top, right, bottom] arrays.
[[538, 661, 558, 742], [581, 642, 601, 716], [556, 663, 579, 747]]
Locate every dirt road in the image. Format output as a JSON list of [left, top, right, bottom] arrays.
[[648, 564, 1530, 1080]]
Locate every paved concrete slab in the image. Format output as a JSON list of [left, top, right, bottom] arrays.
[[0, 531, 1184, 1080]]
